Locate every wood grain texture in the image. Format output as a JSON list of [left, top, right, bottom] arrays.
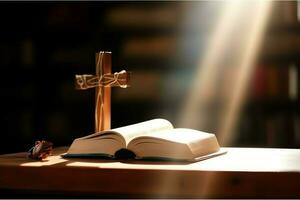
[[1, 147, 300, 198], [95, 51, 111, 132]]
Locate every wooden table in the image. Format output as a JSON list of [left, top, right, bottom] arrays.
[[1, 147, 300, 198]]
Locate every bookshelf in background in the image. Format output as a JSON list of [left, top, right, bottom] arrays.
[[235, 1, 300, 148], [0, 1, 300, 154]]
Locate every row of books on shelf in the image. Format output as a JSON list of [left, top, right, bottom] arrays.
[[3, 2, 299, 67], [104, 3, 180, 30], [104, 1, 299, 32], [269, 1, 298, 27], [35, 33, 300, 67], [237, 113, 300, 148], [220, 63, 298, 103], [262, 33, 300, 56], [49, 33, 300, 66], [1, 36, 177, 67], [5, 61, 294, 107], [13, 1, 295, 34], [7, 26, 300, 72], [113, 63, 299, 104], [249, 63, 298, 101]]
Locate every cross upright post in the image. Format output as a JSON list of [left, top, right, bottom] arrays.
[[95, 51, 111, 132], [75, 51, 130, 133]]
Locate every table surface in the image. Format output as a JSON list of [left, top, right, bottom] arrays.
[[1, 147, 300, 198]]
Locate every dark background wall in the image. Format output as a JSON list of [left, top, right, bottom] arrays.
[[0, 1, 299, 154], [0, 2, 186, 153]]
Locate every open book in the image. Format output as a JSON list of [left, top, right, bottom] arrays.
[[64, 119, 226, 161]]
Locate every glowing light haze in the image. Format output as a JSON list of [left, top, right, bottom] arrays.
[[178, 0, 272, 146]]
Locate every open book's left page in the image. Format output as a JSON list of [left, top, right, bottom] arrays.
[[65, 131, 124, 157], [112, 118, 174, 145], [65, 118, 174, 157]]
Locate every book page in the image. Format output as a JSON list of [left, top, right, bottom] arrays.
[[129, 128, 214, 145], [128, 128, 221, 160], [112, 118, 173, 145]]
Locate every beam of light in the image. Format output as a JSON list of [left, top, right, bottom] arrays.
[[20, 156, 68, 167], [178, 0, 246, 130], [217, 1, 272, 146], [178, 0, 272, 146], [177, 0, 272, 197]]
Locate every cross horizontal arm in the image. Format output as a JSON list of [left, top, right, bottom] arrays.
[[75, 70, 131, 90]]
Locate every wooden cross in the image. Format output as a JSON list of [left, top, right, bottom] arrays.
[[75, 51, 130, 132]]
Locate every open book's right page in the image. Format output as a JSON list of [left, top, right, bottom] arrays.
[[127, 128, 225, 161], [154, 128, 223, 159]]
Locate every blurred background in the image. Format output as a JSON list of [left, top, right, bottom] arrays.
[[0, 1, 299, 154]]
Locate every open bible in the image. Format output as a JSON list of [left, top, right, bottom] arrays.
[[64, 119, 226, 161]]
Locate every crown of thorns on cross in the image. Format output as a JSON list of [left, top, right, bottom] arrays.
[[75, 70, 130, 90]]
